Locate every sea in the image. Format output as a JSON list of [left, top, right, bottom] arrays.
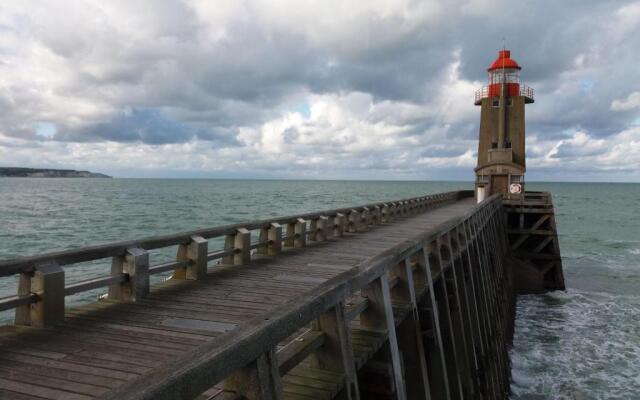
[[0, 178, 638, 399]]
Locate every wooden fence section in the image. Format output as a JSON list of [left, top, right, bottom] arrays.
[[0, 191, 464, 327], [0, 190, 560, 400]]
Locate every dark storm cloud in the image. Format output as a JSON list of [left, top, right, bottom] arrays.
[[1, 0, 639, 180]]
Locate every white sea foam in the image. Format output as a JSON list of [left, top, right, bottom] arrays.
[[510, 289, 640, 399]]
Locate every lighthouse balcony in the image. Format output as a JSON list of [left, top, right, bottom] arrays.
[[474, 84, 535, 105]]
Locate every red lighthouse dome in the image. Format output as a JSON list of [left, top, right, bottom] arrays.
[[488, 50, 521, 72]]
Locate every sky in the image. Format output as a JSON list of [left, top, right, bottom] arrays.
[[1, 0, 639, 181]]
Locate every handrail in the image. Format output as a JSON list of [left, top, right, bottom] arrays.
[[0, 190, 474, 326], [474, 83, 535, 103], [0, 190, 469, 276], [99, 194, 504, 400]]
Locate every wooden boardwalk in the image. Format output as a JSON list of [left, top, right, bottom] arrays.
[[0, 190, 565, 400], [0, 197, 475, 399]]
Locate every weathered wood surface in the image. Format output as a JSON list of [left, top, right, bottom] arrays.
[[0, 190, 561, 400], [0, 196, 477, 399]]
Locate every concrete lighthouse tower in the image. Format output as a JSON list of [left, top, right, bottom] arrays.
[[474, 49, 534, 201]]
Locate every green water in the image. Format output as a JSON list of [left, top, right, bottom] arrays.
[[0, 178, 638, 399]]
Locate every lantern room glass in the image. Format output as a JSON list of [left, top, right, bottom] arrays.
[[489, 68, 520, 85]]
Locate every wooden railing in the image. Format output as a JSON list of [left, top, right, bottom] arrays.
[[0, 190, 470, 328], [97, 193, 511, 400]]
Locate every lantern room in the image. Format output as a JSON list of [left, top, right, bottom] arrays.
[[474, 50, 534, 105], [488, 50, 521, 97]]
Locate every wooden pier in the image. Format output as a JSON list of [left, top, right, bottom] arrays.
[[0, 190, 564, 400]]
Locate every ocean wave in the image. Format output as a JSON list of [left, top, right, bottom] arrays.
[[511, 289, 640, 399]]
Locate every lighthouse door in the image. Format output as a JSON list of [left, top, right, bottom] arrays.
[[490, 174, 508, 195]]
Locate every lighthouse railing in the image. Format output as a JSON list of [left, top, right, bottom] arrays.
[[474, 83, 534, 103]]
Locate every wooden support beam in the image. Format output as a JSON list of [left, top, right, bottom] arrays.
[[310, 302, 360, 400], [449, 228, 482, 396], [174, 235, 208, 280], [361, 276, 407, 400], [109, 247, 149, 302], [427, 242, 463, 400], [391, 260, 432, 399], [224, 347, 283, 400], [415, 249, 451, 400], [277, 330, 325, 376]]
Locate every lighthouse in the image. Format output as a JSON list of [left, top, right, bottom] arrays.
[[474, 49, 534, 202]]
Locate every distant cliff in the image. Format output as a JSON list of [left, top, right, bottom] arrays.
[[0, 167, 111, 178]]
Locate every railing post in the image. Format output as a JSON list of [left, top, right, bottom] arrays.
[[310, 216, 328, 242], [174, 235, 208, 280], [311, 302, 360, 400], [348, 210, 360, 233], [15, 262, 65, 328], [267, 223, 282, 255], [362, 207, 372, 229], [325, 215, 335, 239], [381, 204, 391, 222], [224, 347, 283, 400], [334, 213, 346, 237], [294, 218, 306, 247], [390, 202, 398, 219], [258, 224, 281, 256], [14, 272, 32, 326], [372, 205, 381, 224], [109, 247, 149, 302], [361, 276, 407, 400], [224, 228, 251, 265]]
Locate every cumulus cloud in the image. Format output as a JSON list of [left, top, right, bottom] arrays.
[[611, 92, 640, 111], [0, 0, 639, 180]]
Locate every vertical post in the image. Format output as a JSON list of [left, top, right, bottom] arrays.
[[334, 213, 346, 237], [325, 215, 335, 239], [361, 276, 407, 400], [16, 262, 65, 328], [294, 218, 306, 248], [382, 204, 390, 222], [224, 347, 283, 400], [417, 247, 452, 400], [267, 223, 282, 255], [391, 260, 432, 399], [174, 235, 208, 280], [372, 205, 381, 224], [362, 207, 372, 229], [310, 216, 328, 242], [311, 303, 360, 400], [109, 247, 149, 302], [428, 241, 464, 400], [224, 228, 251, 265], [14, 272, 32, 326], [348, 210, 360, 233]]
